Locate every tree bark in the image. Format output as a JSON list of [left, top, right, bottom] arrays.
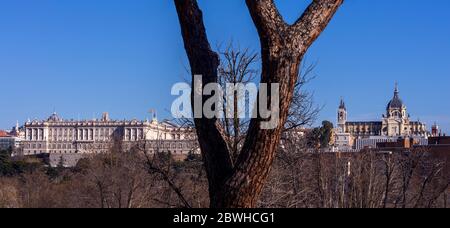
[[174, 0, 343, 208], [174, 0, 234, 207]]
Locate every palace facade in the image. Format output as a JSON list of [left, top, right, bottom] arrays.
[[21, 112, 196, 157]]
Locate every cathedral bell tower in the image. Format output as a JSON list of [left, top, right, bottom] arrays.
[[338, 98, 347, 132]]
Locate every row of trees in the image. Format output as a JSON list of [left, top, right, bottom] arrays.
[[1, 140, 448, 208], [262, 138, 449, 208], [0, 148, 209, 208]]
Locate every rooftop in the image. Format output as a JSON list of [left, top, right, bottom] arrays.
[[0, 130, 10, 137]]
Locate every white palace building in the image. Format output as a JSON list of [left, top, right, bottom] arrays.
[[20, 112, 197, 165]]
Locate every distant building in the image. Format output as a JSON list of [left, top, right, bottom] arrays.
[[9, 121, 25, 139], [431, 123, 440, 137], [20, 112, 197, 166], [0, 130, 23, 151], [334, 84, 429, 151], [0, 130, 8, 137], [428, 136, 450, 146], [421, 136, 450, 176]]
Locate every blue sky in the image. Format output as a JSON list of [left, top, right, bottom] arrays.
[[0, 0, 449, 133]]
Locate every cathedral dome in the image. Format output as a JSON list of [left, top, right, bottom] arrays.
[[47, 112, 62, 122], [387, 84, 404, 109], [387, 95, 404, 109]]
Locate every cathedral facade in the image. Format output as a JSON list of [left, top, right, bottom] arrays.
[[335, 85, 428, 149]]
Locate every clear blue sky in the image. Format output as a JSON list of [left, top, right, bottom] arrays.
[[1, 0, 449, 133]]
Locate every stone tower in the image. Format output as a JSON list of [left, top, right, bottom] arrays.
[[432, 123, 440, 137], [337, 98, 347, 132]]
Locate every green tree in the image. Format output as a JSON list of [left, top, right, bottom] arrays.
[[307, 121, 334, 149], [319, 121, 334, 148], [0, 149, 14, 176]]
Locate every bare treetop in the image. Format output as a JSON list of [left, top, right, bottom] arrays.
[[246, 0, 343, 56]]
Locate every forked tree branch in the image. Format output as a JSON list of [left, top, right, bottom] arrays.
[[292, 0, 344, 54], [245, 0, 287, 43]]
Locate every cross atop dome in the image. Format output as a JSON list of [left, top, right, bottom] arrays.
[[387, 83, 404, 110]]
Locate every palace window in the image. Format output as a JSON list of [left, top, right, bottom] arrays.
[[139, 129, 143, 139]]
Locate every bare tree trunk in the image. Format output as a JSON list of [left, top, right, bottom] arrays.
[[174, 0, 235, 207], [174, 0, 343, 208], [382, 155, 395, 208]]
